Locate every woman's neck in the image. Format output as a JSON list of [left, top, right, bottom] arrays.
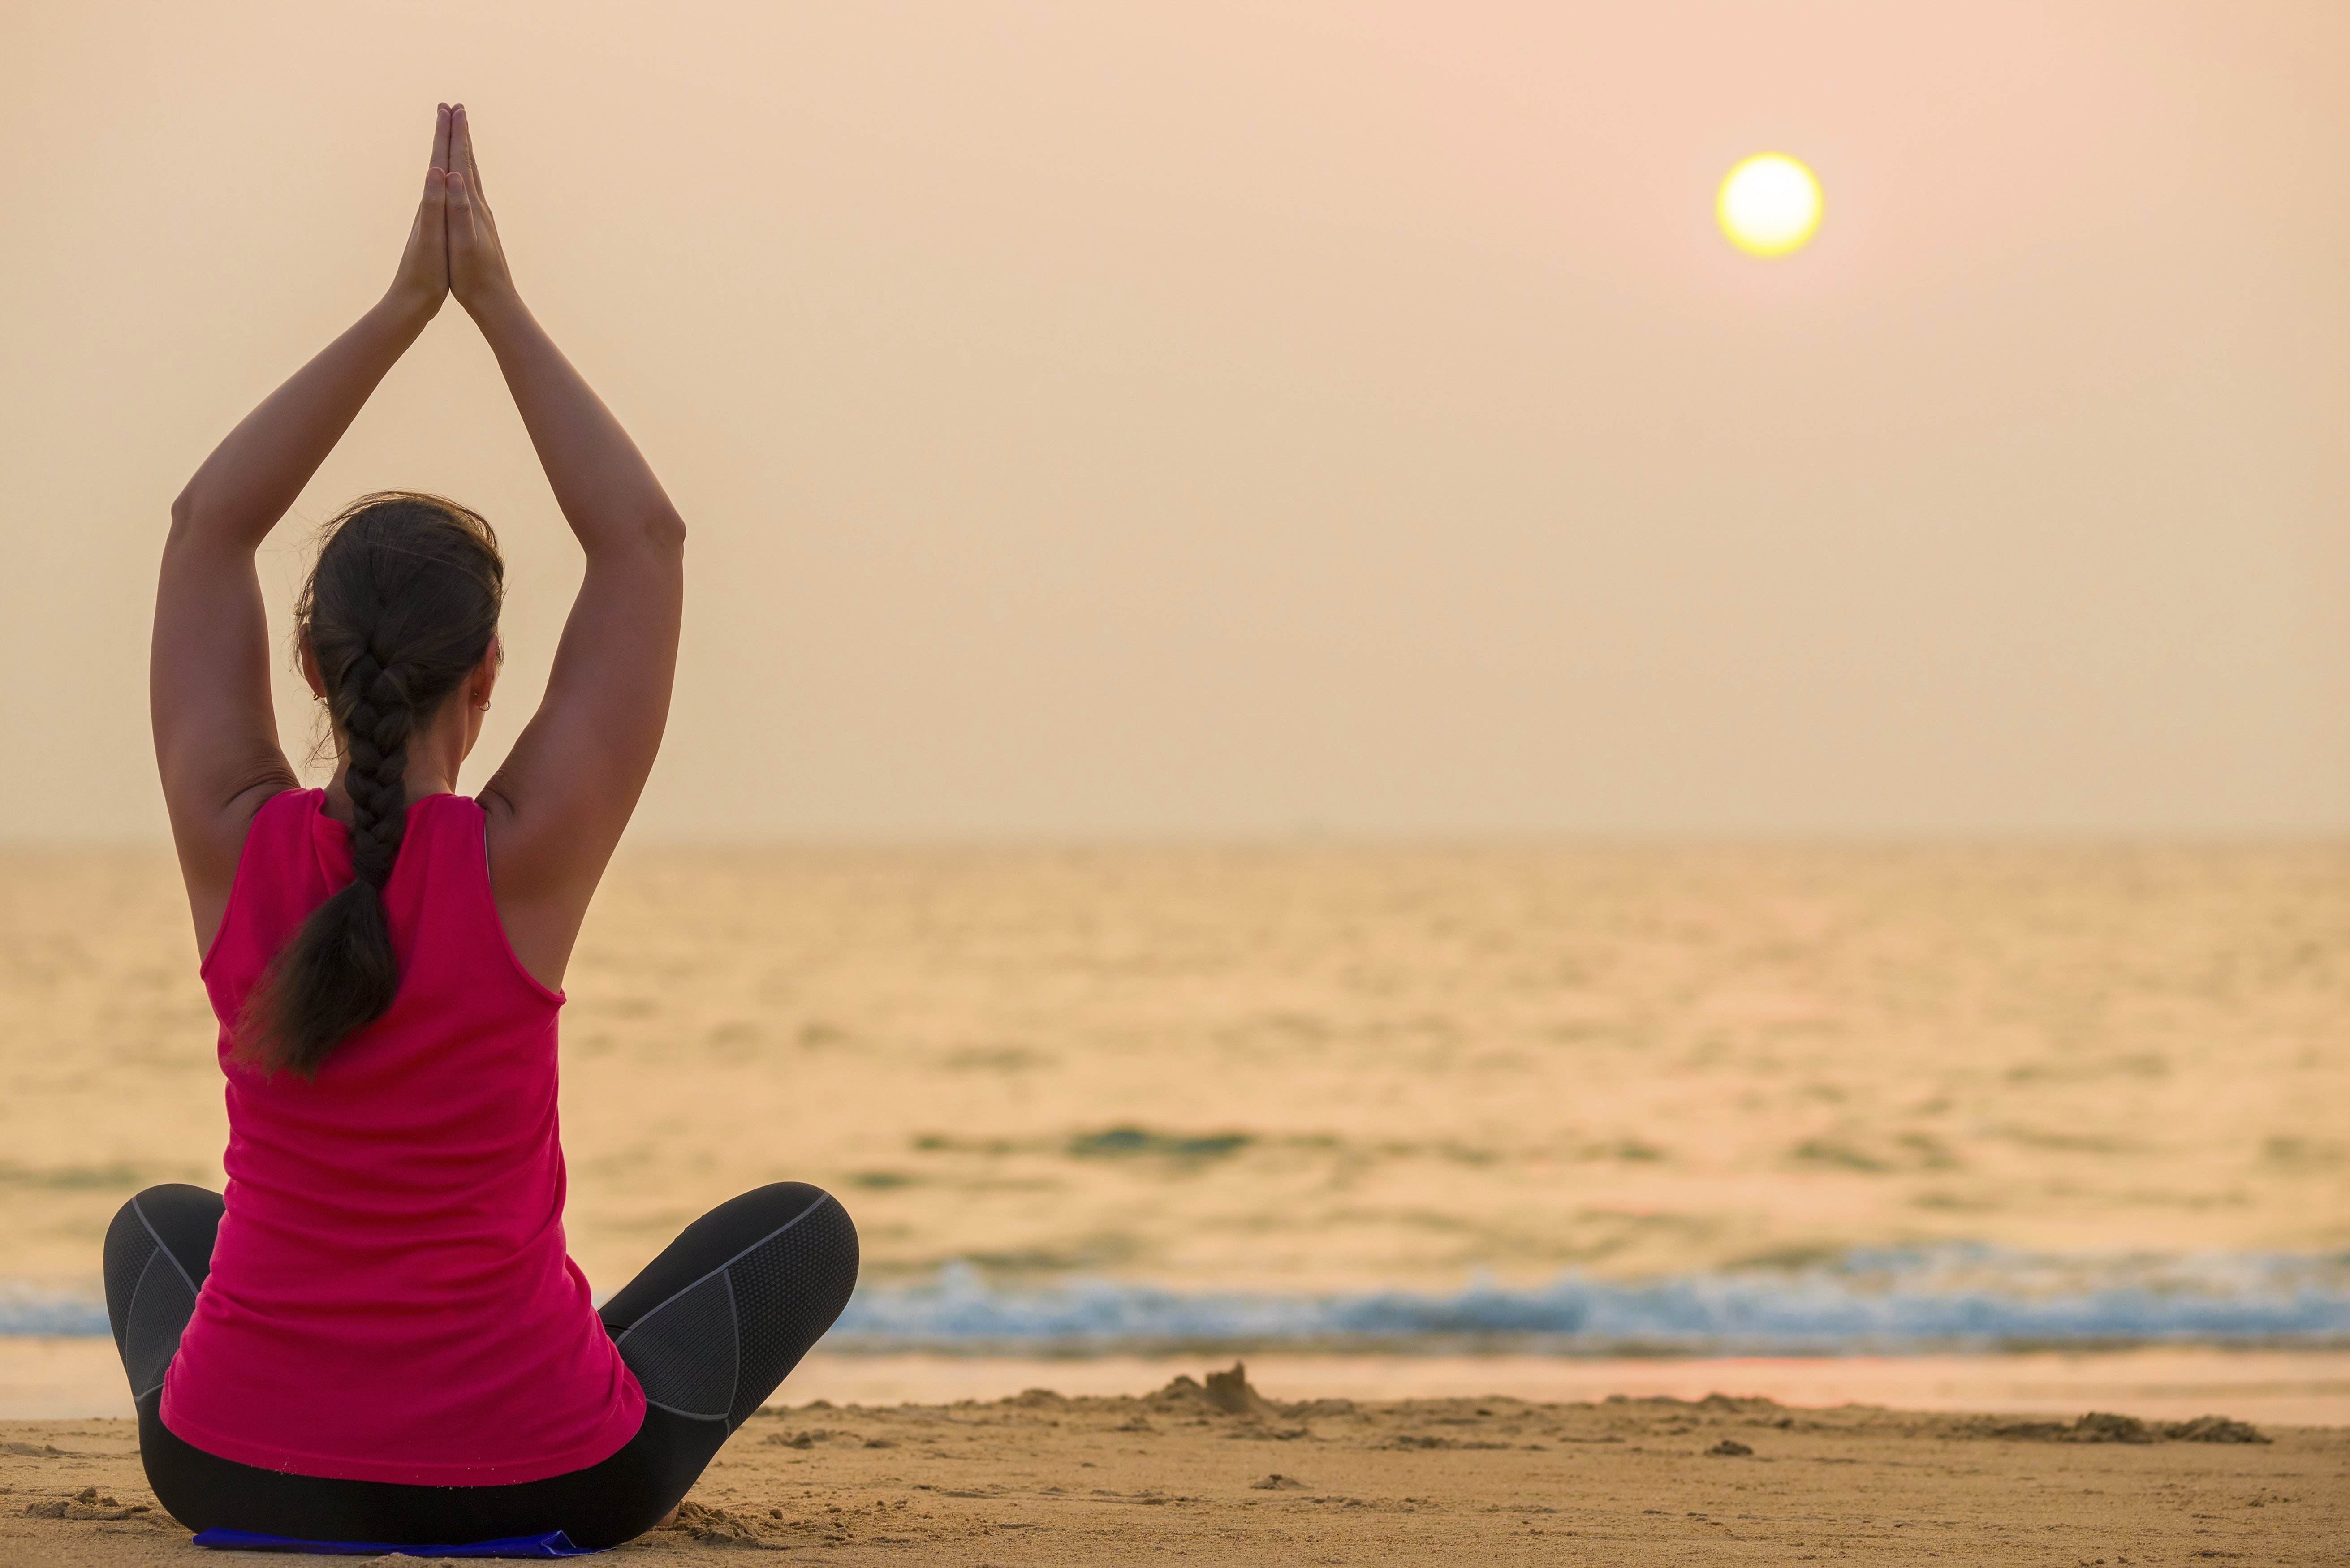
[[319, 759, 460, 827], [318, 700, 474, 826]]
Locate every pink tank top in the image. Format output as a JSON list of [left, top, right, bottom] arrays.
[[162, 788, 645, 1486]]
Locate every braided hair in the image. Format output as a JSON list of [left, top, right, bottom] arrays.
[[238, 492, 504, 1077]]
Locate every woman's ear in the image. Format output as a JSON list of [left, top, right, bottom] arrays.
[[472, 635, 503, 708], [298, 636, 328, 701]]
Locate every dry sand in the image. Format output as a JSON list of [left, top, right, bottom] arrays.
[[3, 1366, 2341, 1564]]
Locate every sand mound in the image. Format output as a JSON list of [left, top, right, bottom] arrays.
[[1148, 1360, 1279, 1418], [658, 1499, 789, 1546], [19, 1487, 152, 1522], [1969, 1410, 2271, 1444]]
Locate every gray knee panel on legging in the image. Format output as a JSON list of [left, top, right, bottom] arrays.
[[103, 1192, 210, 1400], [611, 1191, 859, 1430]]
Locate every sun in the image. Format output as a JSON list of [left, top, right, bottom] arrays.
[[1717, 154, 1822, 258]]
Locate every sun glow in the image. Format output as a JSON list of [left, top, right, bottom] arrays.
[[1717, 154, 1822, 258]]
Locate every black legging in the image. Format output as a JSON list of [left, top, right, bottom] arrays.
[[104, 1182, 858, 1550]]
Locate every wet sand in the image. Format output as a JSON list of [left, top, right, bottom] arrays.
[[4, 1367, 2341, 1564], [9, 1339, 2350, 1429]]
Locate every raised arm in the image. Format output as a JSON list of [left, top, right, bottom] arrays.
[[153, 107, 455, 952], [447, 108, 687, 990]]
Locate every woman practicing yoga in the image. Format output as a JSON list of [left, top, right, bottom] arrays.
[[112, 105, 858, 1551]]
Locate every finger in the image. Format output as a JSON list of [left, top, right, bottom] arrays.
[[447, 104, 471, 205], [446, 168, 474, 250], [422, 105, 450, 207], [454, 103, 486, 205], [421, 166, 447, 249]]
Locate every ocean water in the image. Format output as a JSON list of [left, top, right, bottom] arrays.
[[1, 843, 2344, 1353]]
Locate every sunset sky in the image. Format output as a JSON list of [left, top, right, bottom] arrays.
[[1, 1, 2342, 838]]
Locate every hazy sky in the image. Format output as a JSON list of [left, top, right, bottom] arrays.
[[3, 2, 2343, 838]]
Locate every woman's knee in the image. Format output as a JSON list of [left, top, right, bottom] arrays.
[[103, 1185, 222, 1334], [103, 1186, 221, 1397], [601, 1182, 858, 1338], [727, 1181, 850, 1239], [737, 1184, 859, 1309], [693, 1182, 858, 1322], [796, 1188, 859, 1304]]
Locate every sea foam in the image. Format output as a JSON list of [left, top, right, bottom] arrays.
[[827, 1245, 2350, 1352], [9, 1245, 2347, 1350]]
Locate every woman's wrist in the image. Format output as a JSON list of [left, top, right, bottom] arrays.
[[373, 284, 444, 339], [463, 285, 536, 347]]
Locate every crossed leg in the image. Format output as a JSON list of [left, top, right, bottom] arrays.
[[102, 1182, 858, 1549]]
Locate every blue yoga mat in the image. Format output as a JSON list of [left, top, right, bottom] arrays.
[[191, 1525, 593, 1557]]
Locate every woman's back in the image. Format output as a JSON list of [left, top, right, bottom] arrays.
[[163, 788, 643, 1485], [119, 106, 851, 1548]]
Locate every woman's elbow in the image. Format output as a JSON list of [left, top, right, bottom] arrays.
[[640, 506, 687, 555], [163, 488, 212, 555]]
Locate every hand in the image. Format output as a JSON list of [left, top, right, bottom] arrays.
[[387, 105, 453, 319], [447, 105, 518, 320]]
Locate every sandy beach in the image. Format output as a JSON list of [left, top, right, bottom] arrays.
[[3, 846, 2342, 1559], [11, 1340, 2350, 1430], [5, 1365, 2341, 1564]]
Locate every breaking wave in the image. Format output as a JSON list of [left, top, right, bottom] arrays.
[[0, 1289, 108, 1336], [9, 1245, 2348, 1350], [828, 1245, 2350, 1352]]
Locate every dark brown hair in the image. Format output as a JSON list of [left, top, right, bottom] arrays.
[[238, 492, 504, 1076]]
